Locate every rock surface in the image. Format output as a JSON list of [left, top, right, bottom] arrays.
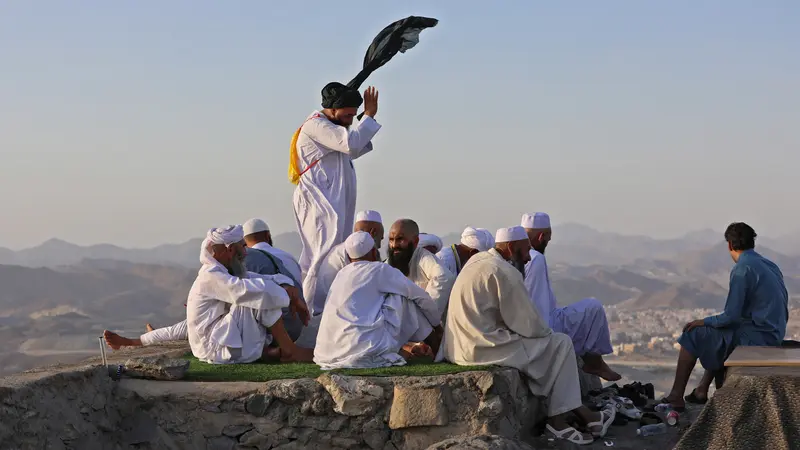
[[123, 355, 190, 381], [426, 435, 536, 450], [0, 344, 545, 450]]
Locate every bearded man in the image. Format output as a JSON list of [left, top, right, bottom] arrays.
[[290, 84, 381, 283], [441, 226, 615, 445], [314, 231, 443, 369], [521, 212, 620, 381], [387, 219, 455, 319], [186, 225, 312, 363]]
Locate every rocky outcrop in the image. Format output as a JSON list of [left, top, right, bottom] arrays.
[[124, 355, 190, 380], [426, 435, 536, 450], [0, 344, 545, 450]]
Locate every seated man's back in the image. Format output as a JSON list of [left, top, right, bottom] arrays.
[[719, 249, 788, 343], [314, 232, 442, 370]]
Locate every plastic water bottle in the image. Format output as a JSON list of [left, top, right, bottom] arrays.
[[653, 404, 672, 413], [637, 423, 667, 437], [666, 410, 680, 426]]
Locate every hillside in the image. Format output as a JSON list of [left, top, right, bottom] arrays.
[[0, 260, 194, 376], [1, 226, 798, 375]]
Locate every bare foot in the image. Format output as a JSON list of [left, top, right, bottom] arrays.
[[103, 330, 141, 350], [400, 342, 433, 360], [582, 363, 622, 382], [145, 323, 155, 333], [582, 354, 622, 381], [280, 346, 314, 363], [261, 346, 282, 362]]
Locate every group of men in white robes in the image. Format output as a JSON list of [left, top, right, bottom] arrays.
[[100, 79, 625, 444], [103, 220, 312, 363], [442, 226, 615, 444]]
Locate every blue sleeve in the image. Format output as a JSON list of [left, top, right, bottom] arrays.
[[704, 265, 749, 328], [244, 253, 270, 276]]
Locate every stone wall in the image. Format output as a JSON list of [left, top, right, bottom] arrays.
[[0, 346, 545, 450]]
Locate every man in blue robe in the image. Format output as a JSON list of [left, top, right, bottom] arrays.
[[661, 222, 788, 409]]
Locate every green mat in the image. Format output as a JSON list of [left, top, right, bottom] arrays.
[[182, 353, 489, 382]]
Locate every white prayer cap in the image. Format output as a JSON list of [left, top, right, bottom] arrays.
[[495, 226, 528, 244], [418, 233, 443, 253], [355, 210, 382, 224], [521, 212, 551, 229], [242, 218, 269, 236], [345, 231, 375, 260], [206, 225, 244, 246], [461, 227, 495, 251]]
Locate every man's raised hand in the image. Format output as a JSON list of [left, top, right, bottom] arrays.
[[363, 86, 379, 118]]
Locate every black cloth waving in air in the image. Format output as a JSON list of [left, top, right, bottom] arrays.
[[320, 16, 438, 113], [347, 16, 439, 90]]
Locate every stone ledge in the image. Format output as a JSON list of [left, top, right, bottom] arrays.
[[0, 343, 550, 450]]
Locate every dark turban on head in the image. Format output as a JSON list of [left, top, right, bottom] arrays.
[[321, 82, 363, 109]]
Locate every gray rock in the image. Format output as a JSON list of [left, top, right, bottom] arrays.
[[207, 435, 238, 450], [363, 429, 390, 449], [238, 430, 273, 449], [222, 423, 254, 438], [425, 435, 536, 450], [245, 394, 273, 416], [252, 418, 283, 435], [389, 385, 449, 429], [318, 373, 385, 416], [331, 436, 362, 448], [123, 355, 189, 381], [478, 395, 504, 418]]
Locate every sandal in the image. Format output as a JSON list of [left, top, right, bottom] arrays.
[[684, 389, 708, 405], [545, 424, 594, 445], [587, 406, 617, 438]]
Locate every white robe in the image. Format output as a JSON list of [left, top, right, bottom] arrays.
[[435, 245, 461, 275], [408, 247, 456, 318], [314, 261, 440, 370], [186, 256, 294, 364], [442, 249, 583, 417], [303, 241, 349, 316], [524, 249, 613, 356], [140, 320, 188, 346], [292, 112, 381, 282], [251, 242, 302, 283]]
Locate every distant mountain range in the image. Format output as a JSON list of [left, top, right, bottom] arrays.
[[0, 233, 301, 269], [4, 223, 798, 269], [1, 224, 798, 376]]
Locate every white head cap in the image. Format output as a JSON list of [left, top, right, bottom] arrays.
[[495, 226, 528, 244], [355, 210, 382, 224], [521, 212, 551, 229], [200, 225, 244, 265], [418, 233, 443, 253], [206, 225, 244, 245], [345, 231, 375, 260], [461, 227, 495, 251], [242, 218, 270, 236]]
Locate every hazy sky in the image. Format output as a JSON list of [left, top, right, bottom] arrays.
[[2, 2, 798, 249]]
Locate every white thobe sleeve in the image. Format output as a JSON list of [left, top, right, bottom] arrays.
[[247, 272, 294, 287], [523, 255, 555, 320], [303, 115, 381, 159], [204, 270, 290, 311], [419, 254, 457, 317], [379, 266, 442, 327]]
